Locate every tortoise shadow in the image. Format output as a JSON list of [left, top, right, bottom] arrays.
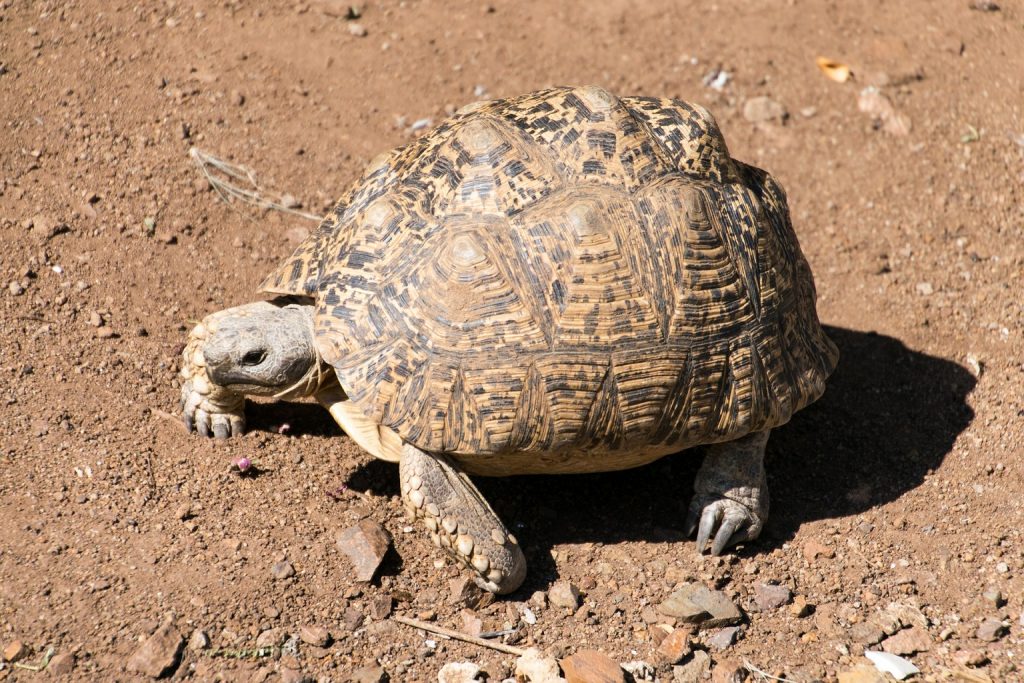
[[476, 325, 976, 588], [317, 326, 975, 592]]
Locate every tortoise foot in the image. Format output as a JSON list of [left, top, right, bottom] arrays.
[[685, 430, 770, 555], [400, 444, 526, 595], [180, 318, 245, 439]]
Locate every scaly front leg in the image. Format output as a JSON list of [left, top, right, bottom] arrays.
[[180, 315, 245, 438], [400, 444, 527, 595]]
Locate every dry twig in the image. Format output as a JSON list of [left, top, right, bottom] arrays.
[[190, 147, 321, 222], [393, 615, 526, 657]]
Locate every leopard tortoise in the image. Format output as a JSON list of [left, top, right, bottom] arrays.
[[179, 86, 838, 594]]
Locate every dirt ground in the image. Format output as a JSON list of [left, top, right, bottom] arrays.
[[2, 0, 1023, 681]]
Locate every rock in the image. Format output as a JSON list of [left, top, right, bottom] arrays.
[[2, 640, 27, 662], [655, 628, 692, 665], [271, 560, 296, 580], [708, 626, 741, 650], [754, 584, 792, 611], [742, 96, 787, 123], [188, 629, 209, 651], [672, 650, 710, 683], [789, 595, 812, 618], [561, 650, 625, 683], [336, 520, 392, 582], [127, 621, 184, 678], [30, 214, 67, 241], [857, 87, 912, 136], [299, 625, 330, 647], [461, 609, 483, 637], [368, 594, 393, 620], [880, 625, 931, 655], [879, 603, 927, 632], [982, 586, 1004, 607], [850, 621, 885, 645], [549, 581, 581, 610], [255, 628, 286, 649], [659, 585, 743, 627], [48, 651, 75, 676], [350, 666, 386, 683], [515, 647, 566, 683], [281, 668, 314, 683], [802, 540, 834, 561], [95, 326, 118, 339], [449, 576, 484, 609], [347, 23, 367, 37], [342, 605, 364, 631], [8, 281, 24, 296], [620, 661, 655, 681], [915, 281, 933, 296], [710, 659, 748, 683], [968, 0, 1000, 11], [836, 667, 886, 683], [976, 617, 1006, 642], [953, 649, 989, 666], [439, 661, 484, 683]]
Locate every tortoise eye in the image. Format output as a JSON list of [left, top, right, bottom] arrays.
[[241, 349, 267, 366]]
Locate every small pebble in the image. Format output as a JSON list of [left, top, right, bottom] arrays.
[[348, 23, 367, 36], [271, 560, 296, 580]]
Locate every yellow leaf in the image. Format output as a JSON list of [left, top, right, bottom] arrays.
[[816, 57, 851, 83]]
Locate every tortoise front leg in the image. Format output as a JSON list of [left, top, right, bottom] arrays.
[[180, 316, 245, 438], [400, 444, 527, 595], [685, 429, 770, 556]]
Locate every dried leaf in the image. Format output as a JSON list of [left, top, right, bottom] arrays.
[[816, 56, 851, 83]]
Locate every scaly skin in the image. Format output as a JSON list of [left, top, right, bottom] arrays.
[[180, 314, 246, 438], [685, 429, 770, 555], [400, 443, 526, 594]]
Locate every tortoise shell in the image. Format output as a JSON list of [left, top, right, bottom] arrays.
[[261, 86, 838, 475]]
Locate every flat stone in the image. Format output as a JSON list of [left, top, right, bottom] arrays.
[[438, 661, 484, 683], [368, 594, 393, 620], [710, 659, 748, 683], [789, 595, 812, 618], [561, 649, 625, 683], [659, 585, 743, 627], [449, 576, 484, 609], [708, 626, 741, 650], [976, 617, 1007, 642], [350, 665, 386, 683], [336, 520, 392, 582], [671, 650, 710, 683], [880, 625, 931, 655], [754, 583, 792, 611], [655, 628, 692, 665], [342, 606, 364, 631], [281, 669, 314, 683], [982, 587, 1005, 607], [299, 625, 330, 647], [2, 640, 27, 662], [271, 560, 295, 580], [48, 652, 75, 676], [515, 648, 565, 683], [255, 628, 286, 649], [188, 629, 209, 651], [953, 648, 989, 667], [742, 96, 787, 123], [461, 609, 483, 637], [850, 621, 885, 645], [127, 621, 184, 678], [548, 581, 581, 610]]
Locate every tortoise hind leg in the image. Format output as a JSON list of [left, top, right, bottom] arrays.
[[400, 444, 527, 595], [685, 430, 770, 556]]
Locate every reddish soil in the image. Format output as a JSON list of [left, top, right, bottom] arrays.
[[1, 1, 1022, 681]]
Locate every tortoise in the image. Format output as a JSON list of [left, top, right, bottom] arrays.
[[179, 86, 838, 594]]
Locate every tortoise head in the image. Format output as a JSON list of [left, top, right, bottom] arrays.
[[198, 300, 320, 397]]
